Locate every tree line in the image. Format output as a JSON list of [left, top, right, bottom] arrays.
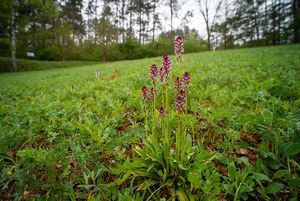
[[0, 0, 299, 71]]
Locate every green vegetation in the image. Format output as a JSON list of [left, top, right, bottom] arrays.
[[1, 44, 300, 200], [2, 0, 299, 72], [0, 57, 98, 72]]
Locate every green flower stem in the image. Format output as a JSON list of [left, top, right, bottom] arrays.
[[176, 115, 182, 159], [146, 182, 168, 201], [143, 101, 148, 139], [146, 109, 148, 140], [153, 85, 157, 142], [151, 94, 157, 144], [234, 183, 242, 201], [183, 92, 188, 158], [177, 56, 182, 78], [165, 84, 168, 112], [162, 86, 165, 110], [165, 84, 169, 132], [181, 116, 186, 161]]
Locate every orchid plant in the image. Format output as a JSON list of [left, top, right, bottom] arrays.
[[111, 36, 218, 201]]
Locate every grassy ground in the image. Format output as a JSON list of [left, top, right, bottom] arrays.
[[0, 44, 299, 200], [0, 57, 98, 72]]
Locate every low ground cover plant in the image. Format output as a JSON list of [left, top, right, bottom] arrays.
[[103, 38, 300, 200], [108, 37, 218, 200], [0, 42, 299, 200]]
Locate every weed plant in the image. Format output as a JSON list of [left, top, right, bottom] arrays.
[[0, 44, 299, 200]]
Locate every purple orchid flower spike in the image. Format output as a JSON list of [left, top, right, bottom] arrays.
[[175, 90, 186, 113], [148, 88, 156, 101], [181, 72, 190, 88], [174, 77, 181, 93], [158, 66, 167, 85], [174, 36, 184, 55], [159, 107, 166, 118], [149, 64, 158, 84], [141, 86, 148, 101], [158, 55, 172, 85], [162, 55, 172, 73]]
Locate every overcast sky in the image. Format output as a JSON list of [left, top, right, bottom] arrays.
[[160, 0, 227, 38], [83, 0, 225, 39], [159, 0, 207, 36]]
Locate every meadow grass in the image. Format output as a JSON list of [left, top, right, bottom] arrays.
[[0, 56, 99, 72], [0, 44, 299, 200]]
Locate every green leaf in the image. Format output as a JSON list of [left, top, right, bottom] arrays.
[[179, 163, 188, 170], [114, 171, 131, 185], [240, 185, 253, 193], [135, 146, 146, 158], [185, 134, 192, 154], [131, 169, 153, 177], [228, 162, 237, 179], [147, 163, 156, 173], [252, 172, 272, 182], [237, 157, 250, 166], [266, 182, 283, 194], [166, 179, 174, 186], [176, 188, 189, 201], [137, 179, 158, 191], [223, 184, 234, 195], [265, 156, 280, 170], [272, 169, 289, 179], [163, 168, 168, 181], [282, 142, 300, 157], [188, 171, 202, 189], [286, 175, 300, 188]]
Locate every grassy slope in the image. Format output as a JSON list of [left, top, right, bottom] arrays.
[[1, 44, 299, 84], [0, 44, 299, 199], [0, 57, 99, 72]]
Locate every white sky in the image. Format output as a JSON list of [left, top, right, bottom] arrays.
[[83, 0, 225, 39], [160, 0, 227, 38], [158, 0, 208, 37]]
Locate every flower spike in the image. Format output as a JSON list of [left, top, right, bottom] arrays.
[[181, 72, 190, 88], [141, 86, 148, 100], [175, 90, 186, 113], [174, 36, 184, 55], [149, 64, 158, 84]]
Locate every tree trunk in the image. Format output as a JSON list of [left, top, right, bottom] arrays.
[[271, 0, 277, 45], [206, 20, 211, 50], [277, 0, 282, 44], [253, 2, 260, 41], [129, 0, 133, 38], [121, 0, 125, 42], [139, 10, 142, 43], [224, 31, 227, 49], [254, 17, 260, 41], [293, 0, 300, 43], [11, 4, 17, 72], [152, 2, 156, 43], [207, 32, 211, 50], [264, 0, 268, 44], [170, 0, 173, 31]]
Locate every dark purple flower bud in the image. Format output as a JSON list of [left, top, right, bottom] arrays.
[[158, 67, 167, 85], [141, 86, 148, 100], [158, 55, 172, 85], [174, 77, 181, 93], [162, 55, 172, 73], [149, 64, 158, 84], [175, 90, 186, 113], [174, 36, 184, 55], [159, 107, 165, 117], [181, 72, 190, 88], [148, 88, 156, 101]]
